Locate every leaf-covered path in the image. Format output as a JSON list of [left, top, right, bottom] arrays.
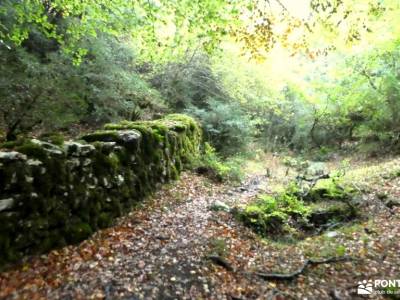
[[0, 171, 265, 299], [1, 157, 400, 299]]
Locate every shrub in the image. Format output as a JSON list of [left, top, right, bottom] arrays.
[[0, 35, 166, 141], [150, 54, 255, 156], [186, 100, 253, 156], [193, 143, 245, 183]]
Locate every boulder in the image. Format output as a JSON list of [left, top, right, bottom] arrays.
[[81, 130, 141, 151], [0, 198, 14, 212], [0, 151, 27, 162], [31, 139, 64, 156], [210, 200, 230, 212], [64, 141, 96, 157]]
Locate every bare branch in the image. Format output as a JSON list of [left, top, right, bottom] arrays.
[[255, 256, 354, 281]]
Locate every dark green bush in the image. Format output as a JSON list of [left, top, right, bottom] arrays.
[[186, 100, 253, 156]]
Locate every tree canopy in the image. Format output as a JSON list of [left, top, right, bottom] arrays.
[[0, 0, 399, 156], [2, 1, 400, 298], [1, 0, 396, 63]]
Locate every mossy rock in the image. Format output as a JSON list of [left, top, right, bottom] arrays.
[[81, 130, 141, 151], [15, 141, 48, 161], [92, 151, 120, 177], [306, 179, 355, 202], [39, 132, 65, 146], [238, 208, 287, 236], [48, 205, 70, 227], [0, 113, 202, 266], [104, 114, 201, 161], [308, 201, 357, 226]]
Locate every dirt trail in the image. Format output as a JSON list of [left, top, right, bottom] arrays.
[[1, 158, 400, 300], [0, 172, 267, 300]]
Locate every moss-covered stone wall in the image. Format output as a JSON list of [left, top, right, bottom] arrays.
[[0, 114, 201, 265]]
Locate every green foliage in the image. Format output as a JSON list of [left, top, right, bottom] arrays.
[[335, 245, 347, 256], [194, 143, 244, 182], [0, 0, 242, 63], [309, 178, 355, 203], [76, 36, 166, 123], [282, 156, 309, 170], [187, 100, 253, 155], [0, 35, 165, 140], [232, 0, 392, 61], [0, 46, 86, 140], [1, 0, 400, 159], [239, 187, 311, 236], [39, 132, 65, 146], [150, 54, 227, 109], [238, 169, 359, 237], [151, 54, 254, 155]]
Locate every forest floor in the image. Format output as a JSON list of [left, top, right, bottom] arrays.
[[1, 154, 400, 300]]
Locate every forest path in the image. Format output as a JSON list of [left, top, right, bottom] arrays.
[[0, 170, 267, 300], [1, 156, 400, 299]]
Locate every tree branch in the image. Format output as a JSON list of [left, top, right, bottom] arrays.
[[207, 255, 234, 271], [360, 69, 383, 94], [255, 256, 354, 281]]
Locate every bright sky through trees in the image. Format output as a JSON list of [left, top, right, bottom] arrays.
[[281, 0, 311, 18]]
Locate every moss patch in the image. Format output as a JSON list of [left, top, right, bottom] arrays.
[[0, 114, 201, 266], [238, 177, 359, 239]]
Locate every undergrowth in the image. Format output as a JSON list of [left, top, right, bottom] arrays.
[[237, 173, 358, 238], [193, 142, 245, 183], [239, 188, 311, 235]]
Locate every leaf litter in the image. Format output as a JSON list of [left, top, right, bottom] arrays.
[[0, 157, 400, 299]]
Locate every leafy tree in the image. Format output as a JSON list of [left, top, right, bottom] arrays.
[[0, 46, 86, 140], [0, 0, 241, 63], [187, 99, 253, 156], [0, 35, 165, 140]]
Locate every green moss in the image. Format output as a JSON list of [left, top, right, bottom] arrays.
[[81, 130, 120, 143], [49, 205, 70, 227], [15, 141, 48, 161], [39, 132, 64, 146], [103, 114, 201, 166], [104, 120, 138, 130], [309, 201, 357, 226], [0, 113, 202, 266], [307, 179, 355, 202], [32, 158, 67, 196], [0, 233, 11, 253], [238, 192, 311, 236], [92, 151, 120, 177], [0, 137, 30, 150], [108, 153, 120, 169], [0, 140, 19, 149], [0, 232, 21, 265]]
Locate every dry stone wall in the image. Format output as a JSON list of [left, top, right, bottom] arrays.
[[0, 114, 201, 265]]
